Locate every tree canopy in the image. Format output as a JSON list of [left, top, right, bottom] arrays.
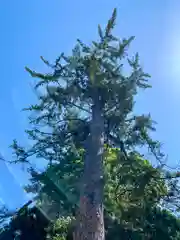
[[1, 147, 180, 239], [22, 147, 180, 240]]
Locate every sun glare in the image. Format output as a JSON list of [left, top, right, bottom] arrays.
[[162, 9, 180, 95]]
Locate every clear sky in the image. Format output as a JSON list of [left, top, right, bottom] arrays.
[[0, 0, 180, 210]]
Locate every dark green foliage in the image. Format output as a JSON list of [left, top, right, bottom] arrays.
[[10, 8, 160, 168], [22, 147, 180, 239], [105, 207, 180, 240], [0, 201, 50, 240]]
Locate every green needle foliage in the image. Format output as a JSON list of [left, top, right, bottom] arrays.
[[12, 8, 157, 164]]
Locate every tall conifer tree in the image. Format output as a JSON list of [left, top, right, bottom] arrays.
[[11, 9, 162, 239]]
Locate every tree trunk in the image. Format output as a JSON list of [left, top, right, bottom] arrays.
[[74, 94, 105, 240]]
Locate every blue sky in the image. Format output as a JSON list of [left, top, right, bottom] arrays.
[[0, 0, 180, 210]]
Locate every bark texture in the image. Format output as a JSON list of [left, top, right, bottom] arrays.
[[74, 94, 105, 240]]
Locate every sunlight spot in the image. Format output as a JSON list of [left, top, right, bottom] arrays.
[[162, 10, 180, 96]]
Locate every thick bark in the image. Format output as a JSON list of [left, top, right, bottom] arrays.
[[74, 95, 105, 240]]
